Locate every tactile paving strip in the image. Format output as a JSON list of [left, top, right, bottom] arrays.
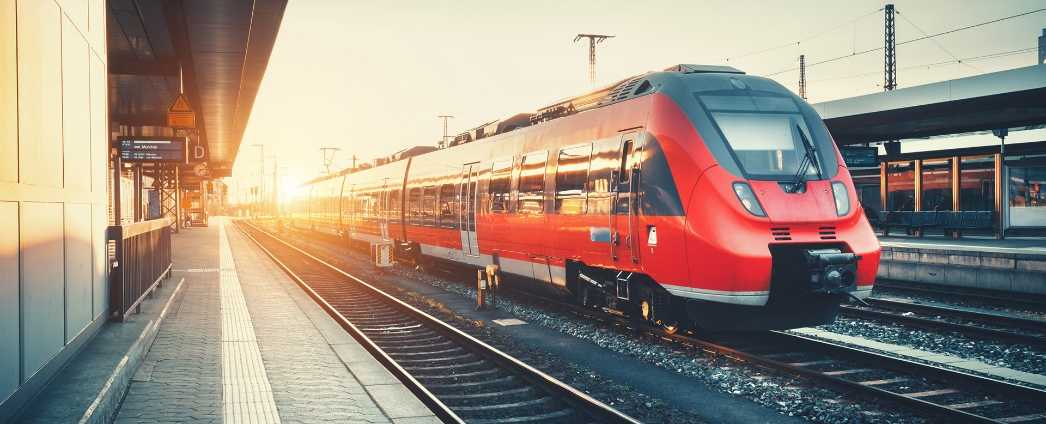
[[219, 222, 282, 424]]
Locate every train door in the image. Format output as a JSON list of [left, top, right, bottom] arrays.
[[459, 163, 480, 256], [611, 132, 642, 264], [346, 184, 356, 237], [379, 180, 391, 241]]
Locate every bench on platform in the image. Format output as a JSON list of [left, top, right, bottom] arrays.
[[877, 211, 994, 236]]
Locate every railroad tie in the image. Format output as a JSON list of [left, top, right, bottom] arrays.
[[822, 368, 872, 376], [998, 413, 1046, 423], [858, 377, 908, 386], [946, 400, 1003, 410], [902, 388, 959, 398]]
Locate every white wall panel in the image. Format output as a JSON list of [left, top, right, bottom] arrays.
[[62, 16, 90, 192], [92, 203, 106, 317], [0, 201, 19, 402], [89, 53, 106, 194], [19, 202, 64, 381], [17, 0, 62, 187], [87, 0, 104, 56], [0, 0, 15, 183], [57, 0, 87, 36], [64, 203, 92, 342]]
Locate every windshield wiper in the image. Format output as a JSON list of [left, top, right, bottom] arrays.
[[787, 124, 821, 193]]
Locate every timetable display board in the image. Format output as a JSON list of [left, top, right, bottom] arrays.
[[840, 146, 879, 168], [118, 137, 187, 163]]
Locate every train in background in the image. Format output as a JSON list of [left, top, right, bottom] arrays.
[[288, 64, 881, 332]]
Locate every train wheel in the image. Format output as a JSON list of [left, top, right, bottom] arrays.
[[641, 299, 683, 335], [659, 320, 681, 335], [640, 300, 652, 321]]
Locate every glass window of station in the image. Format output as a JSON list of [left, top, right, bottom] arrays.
[[1008, 154, 1046, 228]]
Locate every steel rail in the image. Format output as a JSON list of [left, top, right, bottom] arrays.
[[862, 297, 1046, 331], [875, 280, 1046, 311], [838, 302, 1046, 347], [494, 287, 1046, 424], [237, 220, 639, 424], [259, 221, 1046, 423]]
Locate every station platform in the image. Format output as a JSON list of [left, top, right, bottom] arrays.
[[15, 218, 439, 424], [878, 236, 1046, 295]]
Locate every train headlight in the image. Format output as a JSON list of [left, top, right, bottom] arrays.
[[831, 181, 850, 216], [732, 182, 766, 217]]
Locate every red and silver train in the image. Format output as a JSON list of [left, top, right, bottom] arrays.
[[290, 64, 880, 331]]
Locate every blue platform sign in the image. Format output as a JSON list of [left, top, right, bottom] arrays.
[[118, 137, 186, 163]]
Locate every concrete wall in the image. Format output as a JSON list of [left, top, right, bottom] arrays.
[[878, 246, 1046, 295], [0, 0, 109, 413]]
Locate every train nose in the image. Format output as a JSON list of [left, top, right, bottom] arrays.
[[748, 180, 838, 224]]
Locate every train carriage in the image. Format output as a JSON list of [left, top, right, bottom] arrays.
[[294, 64, 881, 331]]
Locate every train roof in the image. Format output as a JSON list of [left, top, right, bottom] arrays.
[[311, 63, 746, 183]]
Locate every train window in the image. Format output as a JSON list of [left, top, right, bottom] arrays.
[[438, 183, 458, 229], [408, 188, 421, 225], [517, 151, 547, 214], [556, 144, 592, 214], [618, 139, 633, 183], [489, 158, 513, 213], [588, 138, 619, 215], [422, 186, 436, 226]]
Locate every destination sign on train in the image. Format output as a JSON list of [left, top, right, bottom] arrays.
[[118, 137, 187, 163]]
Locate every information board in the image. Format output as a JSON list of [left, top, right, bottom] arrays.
[[118, 137, 186, 163], [840, 146, 879, 168]]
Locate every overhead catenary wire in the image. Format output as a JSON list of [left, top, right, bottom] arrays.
[[765, 7, 1046, 76], [724, 8, 882, 63], [895, 10, 982, 74], [807, 46, 1038, 84]]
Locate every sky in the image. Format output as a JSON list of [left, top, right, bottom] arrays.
[[229, 0, 1046, 204]]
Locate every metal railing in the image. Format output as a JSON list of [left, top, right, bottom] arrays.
[[108, 217, 174, 321]]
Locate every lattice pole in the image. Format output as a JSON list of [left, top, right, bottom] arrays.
[[798, 55, 807, 99], [884, 4, 897, 91], [574, 34, 614, 85]]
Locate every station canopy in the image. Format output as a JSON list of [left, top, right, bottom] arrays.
[[108, 0, 287, 178], [813, 65, 1046, 145]]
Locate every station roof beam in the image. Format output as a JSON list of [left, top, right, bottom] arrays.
[[814, 65, 1046, 145]]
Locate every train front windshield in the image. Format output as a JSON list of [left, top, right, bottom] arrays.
[[697, 93, 828, 181]]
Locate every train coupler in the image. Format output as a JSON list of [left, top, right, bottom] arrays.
[[803, 248, 860, 295]]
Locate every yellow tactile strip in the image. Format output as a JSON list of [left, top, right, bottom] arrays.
[[219, 222, 282, 424]]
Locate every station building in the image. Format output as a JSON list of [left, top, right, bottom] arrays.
[[815, 62, 1046, 237], [0, 0, 284, 419]]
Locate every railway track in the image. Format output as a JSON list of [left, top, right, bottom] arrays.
[[507, 291, 1046, 424], [251, 221, 1046, 423], [236, 221, 638, 424], [874, 280, 1046, 313], [839, 298, 1046, 347]]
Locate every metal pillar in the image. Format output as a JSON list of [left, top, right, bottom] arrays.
[[798, 55, 807, 99], [884, 4, 897, 91], [994, 153, 1004, 239], [157, 166, 180, 233], [951, 156, 962, 239], [992, 128, 1008, 240], [133, 164, 143, 222]]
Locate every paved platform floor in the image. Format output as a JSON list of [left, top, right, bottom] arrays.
[[880, 235, 1046, 255], [110, 218, 437, 424]]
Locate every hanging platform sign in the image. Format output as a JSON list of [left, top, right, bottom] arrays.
[[840, 146, 879, 168], [117, 137, 187, 163], [167, 93, 196, 129]]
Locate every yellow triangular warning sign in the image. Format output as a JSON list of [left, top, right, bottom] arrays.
[[169, 94, 193, 113]]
